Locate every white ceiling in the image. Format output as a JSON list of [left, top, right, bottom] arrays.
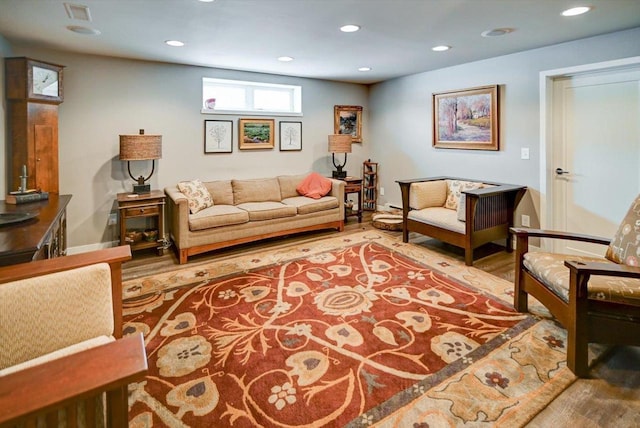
[[1, 0, 639, 84]]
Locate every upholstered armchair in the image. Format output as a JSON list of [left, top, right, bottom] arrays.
[[512, 195, 640, 377], [0, 246, 148, 427]]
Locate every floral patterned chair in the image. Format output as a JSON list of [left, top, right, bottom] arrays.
[[0, 246, 147, 427], [511, 195, 640, 377]]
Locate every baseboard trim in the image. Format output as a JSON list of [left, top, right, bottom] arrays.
[[67, 240, 118, 255]]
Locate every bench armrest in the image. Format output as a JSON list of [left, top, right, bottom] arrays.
[[0, 333, 147, 426]]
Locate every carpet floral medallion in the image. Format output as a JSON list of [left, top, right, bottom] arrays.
[[123, 231, 576, 427]]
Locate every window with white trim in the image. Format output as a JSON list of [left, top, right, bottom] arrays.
[[202, 78, 302, 116]]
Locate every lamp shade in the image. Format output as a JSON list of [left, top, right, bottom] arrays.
[[119, 130, 162, 160], [328, 134, 352, 154]]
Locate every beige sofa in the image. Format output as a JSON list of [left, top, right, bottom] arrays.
[[165, 174, 345, 264], [397, 177, 526, 265]]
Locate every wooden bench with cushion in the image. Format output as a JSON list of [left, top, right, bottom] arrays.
[[397, 176, 526, 265]]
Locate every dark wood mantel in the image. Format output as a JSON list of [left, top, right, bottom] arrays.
[[0, 194, 72, 266]]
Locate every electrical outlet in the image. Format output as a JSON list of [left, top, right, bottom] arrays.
[[108, 213, 117, 226], [521, 148, 530, 160], [521, 214, 530, 228], [380, 187, 385, 196]]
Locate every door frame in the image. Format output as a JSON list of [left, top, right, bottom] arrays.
[[538, 56, 640, 251]]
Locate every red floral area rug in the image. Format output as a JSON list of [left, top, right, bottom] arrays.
[[123, 231, 576, 427]]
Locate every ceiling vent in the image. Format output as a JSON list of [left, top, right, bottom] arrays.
[[64, 3, 92, 22]]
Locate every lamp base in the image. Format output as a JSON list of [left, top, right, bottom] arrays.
[[132, 183, 151, 194], [332, 170, 347, 179]]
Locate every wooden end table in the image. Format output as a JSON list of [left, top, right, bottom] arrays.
[[117, 190, 166, 255], [340, 176, 362, 223]]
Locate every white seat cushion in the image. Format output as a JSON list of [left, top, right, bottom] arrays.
[[408, 207, 464, 233]]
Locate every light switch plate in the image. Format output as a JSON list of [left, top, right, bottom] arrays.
[[521, 148, 530, 160]]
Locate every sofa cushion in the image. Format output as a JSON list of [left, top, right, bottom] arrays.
[[409, 181, 447, 210], [177, 179, 214, 214], [408, 207, 465, 233], [296, 172, 333, 199], [605, 194, 640, 266], [278, 174, 308, 199], [236, 202, 297, 221], [445, 180, 483, 210], [204, 180, 234, 206], [233, 178, 282, 205], [282, 196, 339, 215], [0, 335, 114, 377], [188, 205, 249, 231], [524, 252, 640, 307]]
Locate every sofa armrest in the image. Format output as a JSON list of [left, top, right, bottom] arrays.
[[165, 186, 190, 248], [328, 178, 345, 216], [0, 333, 147, 427]]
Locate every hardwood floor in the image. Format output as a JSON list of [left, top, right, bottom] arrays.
[[122, 212, 639, 427]]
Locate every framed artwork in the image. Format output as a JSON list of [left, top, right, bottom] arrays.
[[239, 118, 275, 150], [204, 120, 233, 153], [334, 105, 363, 143], [279, 121, 302, 151], [432, 85, 499, 150]]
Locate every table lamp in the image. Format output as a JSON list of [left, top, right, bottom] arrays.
[[328, 134, 352, 179], [119, 129, 162, 194]]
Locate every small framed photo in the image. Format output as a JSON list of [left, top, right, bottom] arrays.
[[279, 121, 302, 151], [204, 120, 233, 153], [433, 85, 499, 150], [239, 118, 275, 150], [334, 105, 363, 143]]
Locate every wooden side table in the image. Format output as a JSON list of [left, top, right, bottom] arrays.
[[117, 190, 166, 255], [340, 176, 362, 223]]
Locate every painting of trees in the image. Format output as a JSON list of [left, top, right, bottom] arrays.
[[433, 85, 499, 150], [279, 121, 302, 151], [205, 120, 232, 153]]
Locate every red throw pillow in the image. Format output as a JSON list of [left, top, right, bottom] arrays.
[[296, 172, 333, 199]]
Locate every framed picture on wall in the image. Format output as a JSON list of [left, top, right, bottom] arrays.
[[334, 105, 363, 143], [204, 120, 233, 153], [239, 118, 275, 150], [432, 85, 499, 150], [279, 121, 302, 151]]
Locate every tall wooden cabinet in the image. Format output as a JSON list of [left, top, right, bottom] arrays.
[[5, 57, 64, 194]]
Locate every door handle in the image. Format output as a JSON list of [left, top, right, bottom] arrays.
[[555, 168, 570, 175]]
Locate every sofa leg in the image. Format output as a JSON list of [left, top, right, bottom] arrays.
[[464, 249, 473, 266], [566, 327, 590, 377], [179, 250, 188, 265]]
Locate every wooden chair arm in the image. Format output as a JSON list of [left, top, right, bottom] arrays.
[[510, 227, 611, 246], [0, 246, 131, 284], [565, 260, 640, 279], [0, 333, 147, 425]]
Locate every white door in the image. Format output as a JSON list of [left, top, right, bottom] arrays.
[[552, 69, 640, 256]]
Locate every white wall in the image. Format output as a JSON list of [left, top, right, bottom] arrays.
[[369, 27, 640, 225], [2, 46, 369, 248]]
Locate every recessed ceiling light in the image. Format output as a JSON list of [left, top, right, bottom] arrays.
[[340, 24, 360, 33], [165, 40, 185, 47], [481, 28, 514, 37], [358, 67, 371, 72], [67, 25, 101, 35], [562, 6, 592, 16], [278, 56, 294, 62], [432, 45, 450, 52], [198, 0, 215, 2]]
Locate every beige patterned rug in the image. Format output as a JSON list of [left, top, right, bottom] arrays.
[[122, 231, 578, 427]]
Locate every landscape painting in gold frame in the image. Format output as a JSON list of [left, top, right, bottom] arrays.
[[433, 85, 499, 150], [334, 105, 363, 143], [239, 118, 275, 150]]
